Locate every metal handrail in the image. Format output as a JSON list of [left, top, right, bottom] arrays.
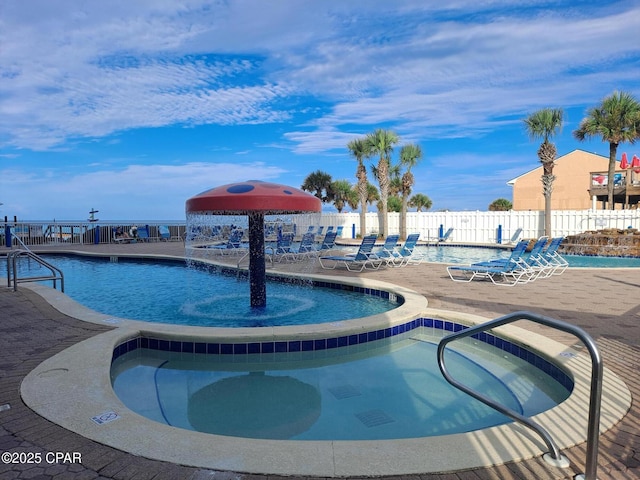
[[437, 310, 602, 480], [7, 249, 64, 292]]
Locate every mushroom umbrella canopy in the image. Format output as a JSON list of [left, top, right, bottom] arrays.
[[185, 180, 321, 308]]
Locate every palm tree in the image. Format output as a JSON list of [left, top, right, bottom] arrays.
[[408, 193, 432, 212], [365, 129, 399, 238], [389, 175, 402, 199], [366, 182, 379, 207], [398, 144, 423, 239], [347, 138, 370, 236], [387, 196, 402, 213], [523, 108, 563, 236], [301, 170, 334, 203], [346, 188, 359, 211], [489, 198, 513, 211], [574, 91, 640, 210], [330, 179, 353, 213]]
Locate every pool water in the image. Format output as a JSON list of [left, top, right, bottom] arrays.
[[28, 256, 396, 327], [561, 254, 640, 268], [111, 328, 571, 440]]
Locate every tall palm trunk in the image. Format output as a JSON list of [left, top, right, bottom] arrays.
[[538, 140, 557, 237], [357, 162, 368, 236], [607, 143, 618, 209], [400, 171, 413, 240], [378, 159, 389, 238]]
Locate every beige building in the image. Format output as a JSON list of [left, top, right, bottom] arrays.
[[507, 149, 640, 210]]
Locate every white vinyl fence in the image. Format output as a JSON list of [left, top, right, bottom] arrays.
[[322, 210, 640, 243]]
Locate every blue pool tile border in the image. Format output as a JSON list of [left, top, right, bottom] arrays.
[[113, 317, 574, 392]]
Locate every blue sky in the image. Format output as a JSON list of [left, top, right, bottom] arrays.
[[1, 0, 639, 221]]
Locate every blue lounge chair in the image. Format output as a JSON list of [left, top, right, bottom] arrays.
[[373, 234, 400, 266], [265, 233, 295, 262], [159, 225, 171, 241], [209, 228, 246, 255], [507, 228, 523, 244], [335, 225, 344, 237], [318, 235, 383, 272], [439, 227, 454, 242], [394, 233, 422, 266], [281, 232, 316, 262], [472, 239, 530, 268], [447, 239, 535, 286], [314, 230, 338, 252], [528, 237, 568, 277], [519, 236, 552, 280], [136, 226, 151, 242]]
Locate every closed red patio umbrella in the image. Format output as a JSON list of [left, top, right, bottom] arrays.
[[620, 152, 629, 169]]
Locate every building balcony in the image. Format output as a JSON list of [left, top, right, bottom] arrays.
[[590, 170, 640, 208]]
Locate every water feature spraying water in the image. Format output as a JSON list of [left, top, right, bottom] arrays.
[[185, 181, 321, 308]]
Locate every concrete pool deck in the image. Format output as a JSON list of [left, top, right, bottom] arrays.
[[1, 241, 639, 479]]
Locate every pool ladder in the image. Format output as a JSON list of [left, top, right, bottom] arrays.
[[437, 310, 602, 480], [6, 249, 64, 292]]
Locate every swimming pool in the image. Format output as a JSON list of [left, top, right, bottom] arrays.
[[20, 254, 632, 476], [111, 325, 571, 440], [25, 255, 399, 327]]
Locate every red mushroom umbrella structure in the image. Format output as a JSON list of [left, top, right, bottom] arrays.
[[186, 180, 321, 308]]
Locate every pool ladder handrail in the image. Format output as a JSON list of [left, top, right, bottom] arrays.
[[437, 310, 602, 480], [6, 249, 65, 292]]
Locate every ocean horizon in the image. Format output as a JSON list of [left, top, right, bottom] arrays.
[[8, 219, 186, 224]]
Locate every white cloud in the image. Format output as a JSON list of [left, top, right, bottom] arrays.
[[1, 0, 639, 153]]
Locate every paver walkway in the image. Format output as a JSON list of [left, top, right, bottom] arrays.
[[0, 242, 638, 479]]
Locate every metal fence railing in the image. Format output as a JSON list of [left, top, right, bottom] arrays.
[[1, 222, 187, 247]]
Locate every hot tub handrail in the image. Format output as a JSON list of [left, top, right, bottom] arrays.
[[437, 310, 602, 480], [7, 249, 65, 292]]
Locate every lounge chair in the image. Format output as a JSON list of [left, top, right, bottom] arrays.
[[393, 233, 422, 266], [209, 228, 246, 255], [281, 232, 316, 262], [528, 237, 568, 277], [311, 230, 338, 254], [373, 234, 400, 266], [520, 236, 552, 280], [335, 225, 344, 237], [447, 239, 534, 286], [318, 235, 383, 272], [112, 227, 133, 244], [265, 233, 295, 262], [159, 225, 171, 241], [471, 239, 530, 268], [543, 237, 568, 275], [507, 228, 524, 244], [439, 227, 454, 242], [136, 226, 152, 242]]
